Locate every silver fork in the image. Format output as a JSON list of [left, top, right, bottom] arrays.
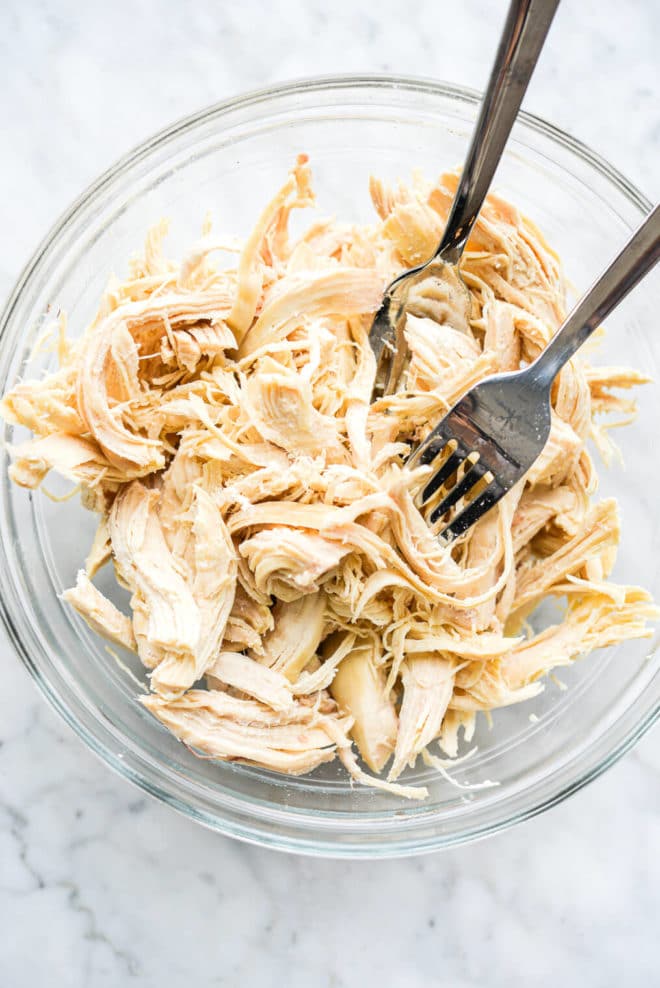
[[409, 204, 660, 543], [370, 0, 560, 399]]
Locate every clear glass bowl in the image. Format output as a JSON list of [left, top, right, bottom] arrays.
[[1, 77, 658, 858]]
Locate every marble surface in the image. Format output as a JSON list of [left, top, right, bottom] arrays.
[[1, 1, 659, 985]]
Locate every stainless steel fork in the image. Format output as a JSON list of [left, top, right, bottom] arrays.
[[409, 204, 660, 543], [369, 0, 560, 399]]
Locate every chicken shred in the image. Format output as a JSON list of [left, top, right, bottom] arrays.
[[2, 156, 656, 798], [330, 638, 398, 773]]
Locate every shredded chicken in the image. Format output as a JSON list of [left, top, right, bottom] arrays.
[[3, 155, 656, 798]]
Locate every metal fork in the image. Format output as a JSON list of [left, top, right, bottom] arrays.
[[409, 204, 660, 543], [370, 0, 560, 399]]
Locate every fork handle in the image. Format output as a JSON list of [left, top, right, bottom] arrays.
[[530, 204, 660, 385], [435, 0, 560, 265]]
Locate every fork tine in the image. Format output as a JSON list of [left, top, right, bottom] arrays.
[[438, 481, 505, 543], [407, 421, 453, 469], [369, 299, 395, 398], [372, 336, 396, 399], [418, 447, 465, 504], [370, 294, 409, 398], [428, 462, 488, 525]]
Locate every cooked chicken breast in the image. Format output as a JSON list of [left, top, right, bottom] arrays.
[[2, 156, 656, 797]]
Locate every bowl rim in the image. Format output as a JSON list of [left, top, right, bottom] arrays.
[[0, 73, 657, 858]]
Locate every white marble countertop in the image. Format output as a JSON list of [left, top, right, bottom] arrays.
[[1, 1, 658, 985]]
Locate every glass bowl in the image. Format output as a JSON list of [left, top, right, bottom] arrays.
[[1, 76, 658, 858]]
